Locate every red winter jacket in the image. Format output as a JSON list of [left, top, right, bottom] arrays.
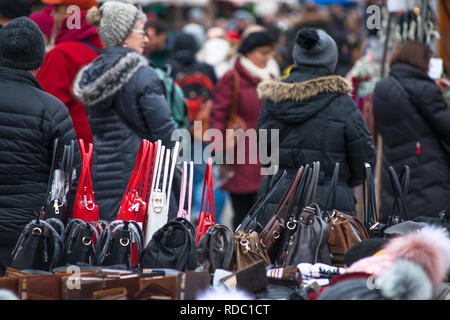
[[37, 11, 104, 147], [209, 59, 266, 194]]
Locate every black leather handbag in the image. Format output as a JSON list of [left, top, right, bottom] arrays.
[[43, 139, 76, 225], [10, 217, 65, 271], [97, 220, 144, 269], [197, 223, 234, 273], [140, 218, 198, 271], [61, 219, 100, 266]]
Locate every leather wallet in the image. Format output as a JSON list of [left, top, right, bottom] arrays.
[[220, 260, 268, 293]]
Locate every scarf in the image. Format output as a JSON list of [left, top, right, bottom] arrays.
[[239, 54, 274, 81]]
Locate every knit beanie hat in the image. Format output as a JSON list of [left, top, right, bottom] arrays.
[[29, 6, 54, 38], [41, 0, 98, 11], [238, 31, 275, 55], [292, 27, 338, 73], [86, 1, 146, 47], [0, 0, 32, 20], [0, 17, 45, 70]]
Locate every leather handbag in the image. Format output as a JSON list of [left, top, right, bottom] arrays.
[[61, 219, 99, 266], [260, 166, 304, 263], [225, 69, 248, 152], [140, 218, 198, 272], [195, 158, 216, 244], [325, 163, 369, 267], [275, 162, 318, 265], [232, 230, 271, 271], [282, 203, 332, 267], [177, 160, 194, 221], [236, 169, 287, 234], [197, 224, 234, 273], [71, 140, 99, 223], [145, 141, 180, 245], [97, 220, 144, 269], [116, 139, 153, 231], [10, 217, 65, 271], [43, 139, 76, 225]]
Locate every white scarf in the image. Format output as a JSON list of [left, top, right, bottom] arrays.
[[239, 54, 274, 81]]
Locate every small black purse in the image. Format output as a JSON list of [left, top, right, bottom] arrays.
[[61, 219, 100, 266]]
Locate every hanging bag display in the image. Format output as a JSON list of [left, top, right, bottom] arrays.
[[72, 139, 99, 223], [195, 158, 216, 244], [145, 141, 180, 245]]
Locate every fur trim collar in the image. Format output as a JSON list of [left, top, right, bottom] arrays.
[[257, 75, 352, 103], [73, 51, 149, 106]]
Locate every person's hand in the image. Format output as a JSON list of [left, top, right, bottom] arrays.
[[437, 78, 450, 94]]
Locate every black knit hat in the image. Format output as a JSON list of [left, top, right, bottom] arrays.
[[238, 31, 275, 55], [0, 17, 45, 70], [343, 238, 388, 267], [0, 0, 32, 19]]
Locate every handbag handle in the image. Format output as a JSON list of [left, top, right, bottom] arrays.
[[165, 141, 180, 210], [388, 165, 410, 221], [304, 161, 320, 206], [197, 159, 215, 237], [178, 160, 193, 221], [324, 162, 340, 211], [273, 166, 305, 224], [363, 162, 378, 229]]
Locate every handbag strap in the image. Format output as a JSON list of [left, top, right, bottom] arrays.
[[305, 161, 320, 206], [149, 140, 162, 195], [363, 162, 378, 228], [165, 141, 180, 206], [188, 161, 193, 220], [388, 165, 410, 221], [231, 69, 240, 118], [278, 167, 305, 223], [178, 161, 188, 218], [325, 162, 340, 211]]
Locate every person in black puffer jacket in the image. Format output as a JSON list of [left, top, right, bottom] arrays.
[[256, 28, 376, 227], [0, 18, 80, 275], [373, 40, 450, 220], [73, 2, 177, 221]]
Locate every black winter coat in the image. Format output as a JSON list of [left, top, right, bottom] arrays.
[[373, 63, 450, 219], [256, 66, 376, 227], [0, 67, 80, 246], [73, 47, 177, 221]]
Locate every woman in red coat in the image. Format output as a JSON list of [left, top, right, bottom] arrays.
[[209, 30, 276, 229]]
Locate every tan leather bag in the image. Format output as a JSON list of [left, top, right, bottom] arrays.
[[233, 230, 271, 271], [327, 210, 369, 267]]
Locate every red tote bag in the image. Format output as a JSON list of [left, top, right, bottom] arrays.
[[195, 158, 216, 244], [72, 139, 99, 223]]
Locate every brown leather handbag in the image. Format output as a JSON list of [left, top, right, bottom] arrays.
[[259, 166, 304, 262], [225, 69, 248, 152], [233, 230, 271, 271]]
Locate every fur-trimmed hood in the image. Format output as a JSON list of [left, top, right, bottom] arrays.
[[73, 47, 149, 107], [257, 71, 353, 124], [257, 75, 352, 103]]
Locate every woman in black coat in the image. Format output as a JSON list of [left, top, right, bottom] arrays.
[[373, 40, 450, 220], [256, 28, 376, 227], [73, 3, 176, 220]]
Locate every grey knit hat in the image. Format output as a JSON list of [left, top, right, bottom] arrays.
[[292, 27, 338, 73], [86, 1, 146, 47]]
